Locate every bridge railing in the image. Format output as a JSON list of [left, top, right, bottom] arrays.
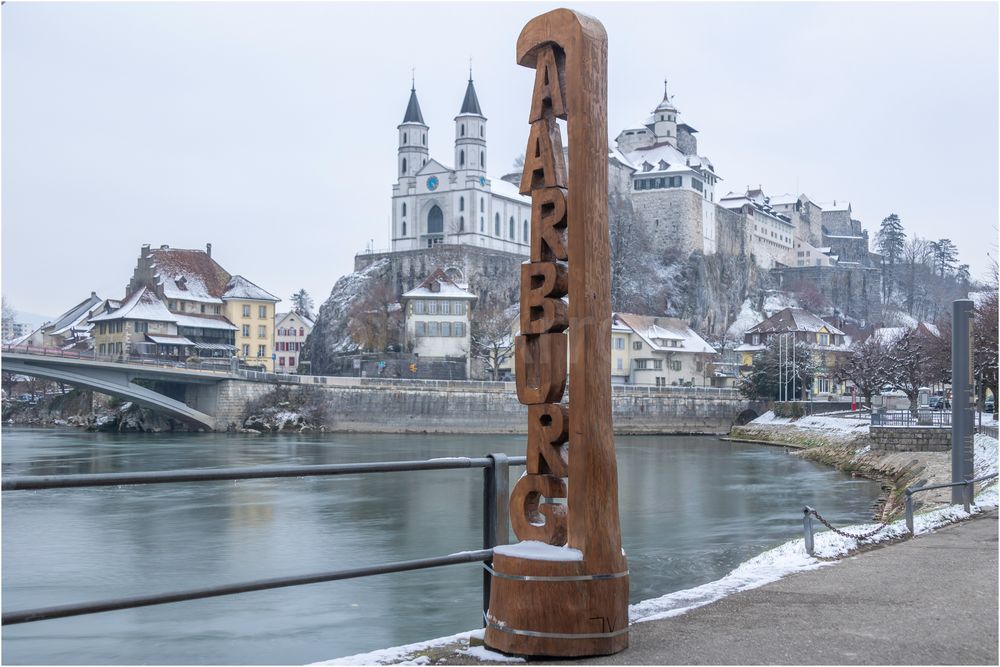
[[3, 345, 236, 377], [1, 454, 524, 627]]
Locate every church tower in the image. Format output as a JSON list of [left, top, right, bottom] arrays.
[[652, 80, 679, 147], [398, 82, 429, 180], [454, 73, 486, 180]]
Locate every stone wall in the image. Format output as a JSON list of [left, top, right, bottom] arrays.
[[232, 380, 754, 435], [870, 426, 952, 452], [772, 264, 881, 323], [632, 188, 705, 257], [185, 380, 273, 431]]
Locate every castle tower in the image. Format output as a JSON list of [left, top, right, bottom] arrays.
[[652, 79, 679, 147], [454, 73, 486, 178], [398, 81, 429, 180]]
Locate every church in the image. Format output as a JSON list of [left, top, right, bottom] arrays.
[[390, 76, 531, 255]]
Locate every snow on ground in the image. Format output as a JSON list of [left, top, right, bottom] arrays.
[[726, 299, 762, 339], [318, 436, 999, 665], [749, 410, 869, 435]]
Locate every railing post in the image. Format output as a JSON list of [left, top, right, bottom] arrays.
[[905, 490, 915, 535], [963, 480, 973, 513], [483, 453, 509, 624], [803, 506, 814, 556]]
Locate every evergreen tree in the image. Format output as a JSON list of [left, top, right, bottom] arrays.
[[955, 264, 971, 286], [876, 213, 906, 301], [290, 289, 314, 319], [929, 239, 959, 278], [738, 336, 815, 401]]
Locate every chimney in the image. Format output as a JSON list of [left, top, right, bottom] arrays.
[[160, 244, 169, 250], [206, 243, 212, 257], [141, 244, 150, 258]]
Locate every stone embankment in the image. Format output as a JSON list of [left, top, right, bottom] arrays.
[[3, 389, 192, 432]]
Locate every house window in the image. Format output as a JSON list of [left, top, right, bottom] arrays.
[[242, 344, 250, 356], [259, 306, 267, 318], [258, 325, 266, 338], [200, 304, 206, 313], [428, 301, 439, 315], [454, 322, 465, 337], [752, 334, 760, 345], [289, 356, 295, 367], [819, 333, 829, 345], [453, 302, 466, 315], [243, 305, 251, 317], [299, 327, 304, 336], [415, 321, 426, 337], [635, 359, 648, 370], [617, 358, 623, 370], [614, 337, 625, 350], [633, 341, 642, 351], [414, 301, 426, 315], [258, 345, 266, 357], [653, 359, 663, 370], [441, 322, 451, 337], [441, 301, 451, 315], [242, 325, 250, 337], [279, 357, 285, 366], [427, 322, 439, 337], [214, 305, 221, 314]]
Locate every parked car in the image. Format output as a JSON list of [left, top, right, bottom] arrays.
[[929, 396, 950, 410]]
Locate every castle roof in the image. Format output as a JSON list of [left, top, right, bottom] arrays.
[[458, 77, 483, 116], [654, 80, 678, 113], [402, 86, 426, 125]]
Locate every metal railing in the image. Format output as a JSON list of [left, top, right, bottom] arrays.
[[1, 454, 523, 626], [903, 472, 999, 534], [871, 410, 952, 427], [3, 344, 237, 377], [802, 472, 1000, 554]]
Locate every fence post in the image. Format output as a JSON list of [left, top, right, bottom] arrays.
[[483, 454, 509, 624], [905, 490, 914, 535], [963, 480, 973, 514], [803, 507, 814, 556]]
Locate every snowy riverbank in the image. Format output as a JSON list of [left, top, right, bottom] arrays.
[[318, 434, 998, 665]]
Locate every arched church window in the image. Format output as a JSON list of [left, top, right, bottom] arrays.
[[402, 202, 407, 216], [494, 213, 500, 236], [459, 216, 465, 231], [460, 150, 465, 167], [459, 197, 464, 212], [509, 216, 515, 239], [428, 205, 444, 235], [422, 134, 426, 145], [480, 126, 484, 137], [422, 159, 426, 166], [402, 158, 407, 173], [480, 151, 484, 168], [523, 220, 528, 243], [403, 132, 408, 143], [480, 198, 484, 212], [480, 217, 484, 232], [461, 124, 466, 136], [402, 221, 407, 235]]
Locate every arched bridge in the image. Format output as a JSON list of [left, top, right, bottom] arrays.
[[2, 349, 237, 430]]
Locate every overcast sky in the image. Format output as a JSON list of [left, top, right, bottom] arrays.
[[3, 1, 997, 319]]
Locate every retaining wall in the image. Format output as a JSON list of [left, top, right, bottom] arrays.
[[870, 426, 951, 452]]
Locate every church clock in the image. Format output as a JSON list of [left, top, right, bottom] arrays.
[[426, 176, 439, 191]]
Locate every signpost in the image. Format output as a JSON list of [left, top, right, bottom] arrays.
[[484, 9, 629, 658]]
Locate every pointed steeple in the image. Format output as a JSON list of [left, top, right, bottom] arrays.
[[459, 75, 483, 116], [655, 78, 677, 112], [402, 82, 425, 125]]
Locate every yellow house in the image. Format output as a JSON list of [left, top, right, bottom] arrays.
[[223, 276, 280, 371]]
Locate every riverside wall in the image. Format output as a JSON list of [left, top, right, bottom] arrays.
[[221, 379, 758, 434]]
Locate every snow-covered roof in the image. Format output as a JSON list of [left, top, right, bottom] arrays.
[[147, 334, 195, 346], [89, 287, 178, 323], [276, 311, 316, 329], [615, 313, 716, 354], [745, 308, 845, 336], [622, 142, 715, 179], [819, 201, 851, 212], [223, 275, 279, 302], [149, 247, 229, 304], [768, 193, 803, 207], [48, 293, 103, 335], [490, 177, 531, 204], [719, 191, 794, 225], [401, 268, 477, 300]]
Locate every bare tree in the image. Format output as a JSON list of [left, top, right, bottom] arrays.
[[900, 236, 932, 317], [834, 335, 891, 407], [470, 304, 517, 380], [347, 283, 402, 353], [974, 261, 999, 413]]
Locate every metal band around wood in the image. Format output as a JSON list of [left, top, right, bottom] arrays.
[[483, 563, 628, 582], [486, 621, 630, 640]]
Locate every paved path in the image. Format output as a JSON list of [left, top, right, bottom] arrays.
[[437, 513, 997, 665], [577, 512, 998, 666]]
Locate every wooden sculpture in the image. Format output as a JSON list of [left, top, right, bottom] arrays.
[[484, 8, 629, 657]]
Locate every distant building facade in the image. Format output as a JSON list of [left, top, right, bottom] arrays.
[[275, 311, 315, 373], [400, 269, 476, 377]]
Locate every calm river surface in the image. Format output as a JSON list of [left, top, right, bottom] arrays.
[[2, 427, 882, 665]]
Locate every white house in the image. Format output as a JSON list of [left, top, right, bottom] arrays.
[[400, 268, 477, 376], [275, 311, 315, 373]]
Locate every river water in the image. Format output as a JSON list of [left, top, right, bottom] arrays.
[[1, 427, 883, 665]]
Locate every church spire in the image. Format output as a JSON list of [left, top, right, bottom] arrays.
[[402, 80, 425, 125], [459, 74, 483, 116]]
